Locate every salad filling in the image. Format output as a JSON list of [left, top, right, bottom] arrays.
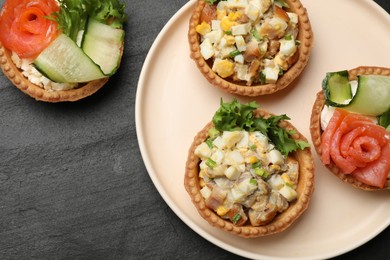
[[194, 99, 310, 226], [196, 0, 300, 85], [195, 129, 300, 226]]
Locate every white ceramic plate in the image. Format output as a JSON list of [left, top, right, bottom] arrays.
[[135, 0, 390, 259]]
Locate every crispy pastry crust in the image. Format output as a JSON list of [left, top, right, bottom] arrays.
[[184, 109, 315, 238], [188, 0, 314, 96], [0, 42, 109, 102], [310, 66, 390, 191]]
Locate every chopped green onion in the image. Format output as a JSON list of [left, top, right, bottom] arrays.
[[295, 40, 301, 45], [250, 179, 258, 186], [208, 127, 220, 140], [252, 29, 261, 41], [232, 213, 241, 224], [225, 30, 232, 35], [279, 69, 284, 76], [286, 183, 294, 188], [254, 168, 269, 179], [284, 34, 292, 40], [206, 158, 217, 169], [288, 129, 297, 135], [259, 71, 266, 84], [249, 144, 257, 151], [229, 50, 241, 58], [251, 161, 261, 169], [205, 138, 214, 149], [275, 0, 289, 8]]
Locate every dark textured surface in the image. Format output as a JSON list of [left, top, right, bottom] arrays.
[[0, 0, 389, 259]]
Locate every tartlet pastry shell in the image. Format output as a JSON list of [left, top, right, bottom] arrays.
[[184, 109, 315, 238], [310, 66, 390, 191], [0, 42, 109, 102], [188, 0, 314, 96]]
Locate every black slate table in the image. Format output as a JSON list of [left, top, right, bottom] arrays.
[[0, 0, 389, 259]]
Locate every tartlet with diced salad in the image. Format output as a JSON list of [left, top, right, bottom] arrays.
[[188, 0, 313, 96], [185, 99, 314, 237], [310, 66, 390, 191], [0, 0, 127, 102]]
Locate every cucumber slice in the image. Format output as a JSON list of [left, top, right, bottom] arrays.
[[344, 75, 390, 116], [82, 19, 124, 75], [378, 108, 390, 129], [322, 70, 352, 107], [34, 34, 106, 83]]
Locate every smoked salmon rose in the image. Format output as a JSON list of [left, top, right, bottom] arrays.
[[310, 66, 390, 190], [0, 0, 60, 59]]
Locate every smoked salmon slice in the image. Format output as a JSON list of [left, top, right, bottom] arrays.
[[0, 0, 60, 59], [351, 141, 390, 188], [321, 108, 390, 188]]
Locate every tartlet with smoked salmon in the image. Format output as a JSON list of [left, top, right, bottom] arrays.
[[310, 66, 390, 191], [188, 0, 313, 96], [185, 99, 314, 237], [0, 0, 126, 102]]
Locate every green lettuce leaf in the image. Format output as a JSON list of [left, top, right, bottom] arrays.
[[51, 0, 127, 42], [212, 99, 310, 156]]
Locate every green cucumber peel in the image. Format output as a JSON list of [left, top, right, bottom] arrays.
[[322, 70, 352, 107]]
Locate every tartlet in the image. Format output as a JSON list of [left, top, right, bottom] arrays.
[[188, 0, 314, 96], [310, 66, 390, 191], [0, 0, 126, 103], [0, 43, 108, 102], [185, 106, 314, 238]]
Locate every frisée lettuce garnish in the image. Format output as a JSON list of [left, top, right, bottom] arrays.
[[212, 99, 310, 156]]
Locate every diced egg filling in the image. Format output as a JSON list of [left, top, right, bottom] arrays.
[[195, 129, 299, 226], [197, 0, 300, 85]]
